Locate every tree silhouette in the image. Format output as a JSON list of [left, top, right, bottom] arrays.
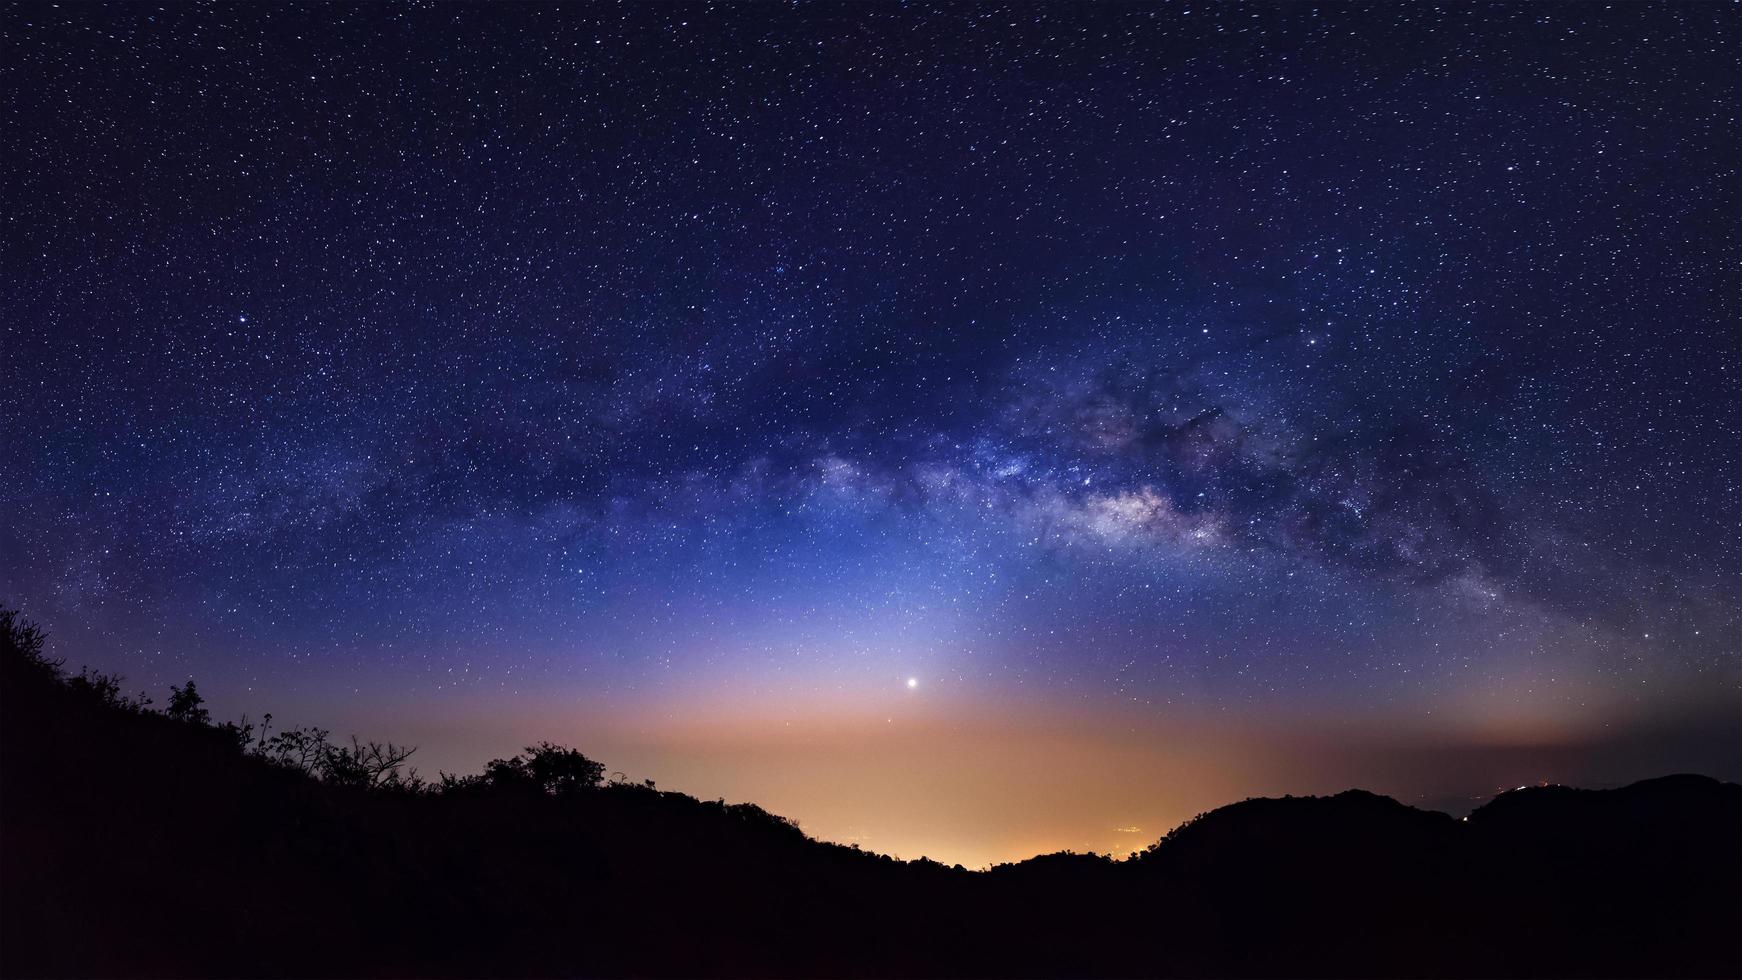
[[165, 680, 210, 725], [522, 741, 605, 795], [442, 742, 604, 797], [319, 735, 419, 790], [259, 724, 332, 775]]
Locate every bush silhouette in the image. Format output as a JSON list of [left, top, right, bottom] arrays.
[[0, 605, 56, 680]]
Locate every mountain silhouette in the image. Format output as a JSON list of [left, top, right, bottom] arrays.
[[3, 608, 1737, 978]]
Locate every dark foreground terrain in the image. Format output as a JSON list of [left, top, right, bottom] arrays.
[[3, 610, 1738, 978]]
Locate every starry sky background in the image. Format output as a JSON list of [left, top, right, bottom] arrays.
[[3, 2, 1738, 867]]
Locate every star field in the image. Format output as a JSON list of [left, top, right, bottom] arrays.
[[2, 2, 1737, 865]]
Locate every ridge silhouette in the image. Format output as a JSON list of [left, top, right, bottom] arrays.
[[2, 607, 1737, 978]]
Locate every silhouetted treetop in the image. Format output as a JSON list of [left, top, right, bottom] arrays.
[[442, 742, 605, 797], [166, 680, 211, 725]]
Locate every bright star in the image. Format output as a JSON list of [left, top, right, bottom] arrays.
[[906, 677, 918, 690]]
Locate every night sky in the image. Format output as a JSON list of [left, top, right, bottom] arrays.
[[3, 3, 1738, 867]]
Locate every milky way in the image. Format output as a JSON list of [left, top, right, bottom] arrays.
[[2, 3, 1738, 865]]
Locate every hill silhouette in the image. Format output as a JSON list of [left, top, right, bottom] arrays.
[[2, 607, 1738, 978]]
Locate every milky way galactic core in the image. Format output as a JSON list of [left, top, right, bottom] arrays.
[[2, 3, 1737, 866]]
